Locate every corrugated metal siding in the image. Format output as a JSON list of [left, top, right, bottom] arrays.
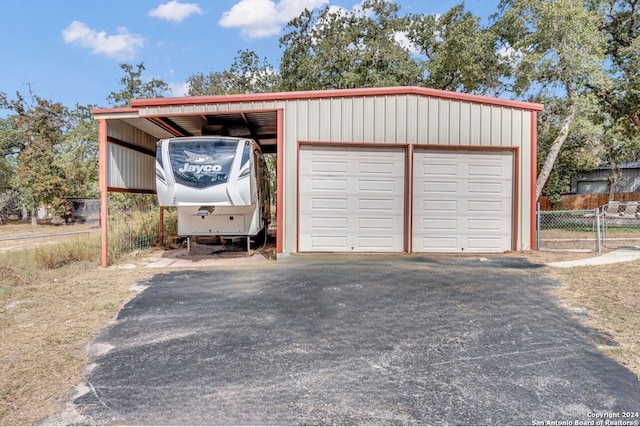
[[107, 144, 155, 191], [573, 168, 640, 194], [107, 120, 156, 191], [108, 120, 157, 152], [137, 94, 534, 252]]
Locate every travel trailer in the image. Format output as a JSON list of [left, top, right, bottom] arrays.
[[155, 136, 271, 248]]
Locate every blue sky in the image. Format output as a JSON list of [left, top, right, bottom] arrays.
[[0, 0, 498, 111]]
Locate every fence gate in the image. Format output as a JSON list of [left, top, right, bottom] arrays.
[[537, 208, 602, 252], [601, 202, 640, 250]]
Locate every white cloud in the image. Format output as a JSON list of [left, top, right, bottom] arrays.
[[62, 21, 144, 60], [219, 0, 328, 39], [149, 0, 203, 23], [394, 31, 419, 55], [168, 81, 190, 96]]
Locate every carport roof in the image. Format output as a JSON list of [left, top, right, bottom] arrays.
[[92, 86, 544, 152]]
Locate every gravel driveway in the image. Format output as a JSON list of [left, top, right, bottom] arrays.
[[68, 255, 640, 425]]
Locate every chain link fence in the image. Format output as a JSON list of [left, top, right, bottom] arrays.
[[538, 202, 640, 252], [106, 195, 177, 261], [601, 210, 640, 251], [537, 208, 602, 252]]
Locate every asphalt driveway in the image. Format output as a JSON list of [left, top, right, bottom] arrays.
[[70, 255, 640, 425]]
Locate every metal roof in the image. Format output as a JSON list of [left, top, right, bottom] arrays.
[[115, 111, 278, 153], [93, 86, 544, 155]]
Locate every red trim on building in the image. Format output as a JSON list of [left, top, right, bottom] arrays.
[[276, 109, 284, 254], [530, 111, 539, 250], [98, 119, 109, 268], [127, 86, 544, 113]]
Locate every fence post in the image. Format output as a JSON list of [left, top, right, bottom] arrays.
[[536, 202, 541, 251], [595, 207, 602, 253]]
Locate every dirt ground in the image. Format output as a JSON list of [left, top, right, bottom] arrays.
[[0, 223, 638, 424]]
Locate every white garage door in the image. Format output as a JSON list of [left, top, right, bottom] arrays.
[[299, 145, 405, 252], [412, 150, 513, 253]]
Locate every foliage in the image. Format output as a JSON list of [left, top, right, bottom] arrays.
[[106, 62, 170, 107], [188, 50, 280, 95], [0, 92, 70, 218], [494, 0, 608, 199], [407, 4, 510, 95], [107, 209, 163, 261], [593, 0, 640, 135], [536, 95, 602, 199], [279, 0, 422, 90], [34, 239, 97, 269], [58, 104, 99, 198]]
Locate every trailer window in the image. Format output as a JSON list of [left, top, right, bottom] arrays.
[[169, 139, 237, 188]]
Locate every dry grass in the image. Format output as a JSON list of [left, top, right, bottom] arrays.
[[0, 222, 95, 239], [0, 226, 159, 425], [0, 221, 638, 424], [545, 261, 640, 376]]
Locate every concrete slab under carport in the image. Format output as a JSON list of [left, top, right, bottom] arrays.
[[66, 255, 640, 425]]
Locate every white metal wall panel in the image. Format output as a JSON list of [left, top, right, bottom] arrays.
[[107, 144, 155, 191], [412, 150, 513, 253], [109, 120, 157, 153], [299, 145, 405, 252], [106, 119, 157, 191]]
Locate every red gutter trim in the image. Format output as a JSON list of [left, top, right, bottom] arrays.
[[129, 86, 544, 112], [530, 111, 538, 250], [91, 106, 139, 115], [276, 109, 284, 254], [98, 119, 109, 268]]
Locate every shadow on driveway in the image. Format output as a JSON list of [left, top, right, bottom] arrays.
[[72, 255, 639, 425]]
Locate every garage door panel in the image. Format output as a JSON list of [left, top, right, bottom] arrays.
[[418, 236, 459, 251], [467, 237, 503, 251], [299, 146, 405, 252], [302, 235, 348, 250], [359, 179, 397, 192], [359, 161, 396, 174], [311, 217, 348, 229], [422, 218, 458, 231], [468, 219, 502, 231], [468, 164, 503, 177], [358, 198, 397, 211], [468, 182, 503, 194], [421, 199, 458, 211], [413, 150, 513, 253], [424, 164, 459, 177], [312, 160, 348, 173], [357, 236, 397, 249], [306, 197, 348, 211], [308, 178, 348, 191], [421, 181, 458, 192]]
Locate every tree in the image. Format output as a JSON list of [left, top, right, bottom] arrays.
[[494, 0, 608, 200], [407, 4, 510, 95], [536, 96, 602, 203], [188, 50, 280, 96], [57, 104, 99, 198], [592, 0, 640, 134], [107, 62, 170, 107], [0, 114, 24, 223], [0, 92, 70, 223], [279, 0, 422, 91]]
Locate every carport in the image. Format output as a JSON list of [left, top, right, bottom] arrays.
[[92, 86, 543, 267]]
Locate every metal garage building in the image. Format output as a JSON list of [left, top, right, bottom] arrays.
[[93, 86, 543, 266]]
